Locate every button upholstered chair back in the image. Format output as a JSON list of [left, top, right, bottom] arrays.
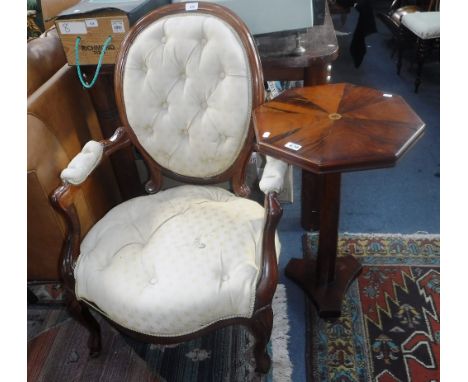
[[115, 3, 264, 192]]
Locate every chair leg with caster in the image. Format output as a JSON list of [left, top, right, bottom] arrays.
[[250, 306, 273, 373], [67, 296, 102, 357]]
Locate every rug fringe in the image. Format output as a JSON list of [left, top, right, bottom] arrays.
[[271, 284, 293, 382], [305, 232, 440, 240], [340, 232, 440, 239]]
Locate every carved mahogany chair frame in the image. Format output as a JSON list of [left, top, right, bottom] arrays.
[[51, 2, 282, 373]]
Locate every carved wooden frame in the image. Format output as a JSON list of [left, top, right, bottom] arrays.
[[51, 3, 282, 374], [114, 2, 265, 197]]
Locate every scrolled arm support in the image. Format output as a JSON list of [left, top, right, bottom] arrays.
[[254, 192, 283, 310], [51, 183, 81, 292], [51, 127, 131, 292], [101, 126, 131, 155]]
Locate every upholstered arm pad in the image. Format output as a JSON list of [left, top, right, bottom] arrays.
[[259, 156, 289, 194], [60, 141, 103, 185]]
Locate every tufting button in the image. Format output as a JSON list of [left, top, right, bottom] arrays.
[[149, 277, 158, 285], [194, 237, 206, 248], [201, 101, 208, 109], [221, 275, 230, 282], [219, 72, 225, 79], [161, 36, 167, 43], [162, 101, 168, 109], [201, 38, 207, 45]]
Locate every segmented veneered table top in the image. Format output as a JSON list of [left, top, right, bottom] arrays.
[[253, 83, 425, 173]]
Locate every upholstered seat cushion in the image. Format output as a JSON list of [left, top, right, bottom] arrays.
[[401, 11, 440, 39], [75, 185, 279, 337]]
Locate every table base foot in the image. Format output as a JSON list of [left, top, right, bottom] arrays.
[[285, 256, 362, 318]]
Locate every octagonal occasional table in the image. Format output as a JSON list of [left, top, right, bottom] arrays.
[[253, 83, 425, 318]]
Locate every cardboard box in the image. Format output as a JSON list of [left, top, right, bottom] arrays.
[[55, 0, 170, 66]]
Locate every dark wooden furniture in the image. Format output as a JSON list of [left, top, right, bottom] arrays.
[[397, 6, 439, 93], [253, 83, 425, 317], [256, 3, 339, 231], [52, 3, 282, 373], [377, 1, 421, 45], [256, 3, 338, 87], [378, 4, 421, 54], [377, 0, 439, 93], [82, 4, 338, 202]]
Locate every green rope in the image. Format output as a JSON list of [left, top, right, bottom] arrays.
[[75, 35, 113, 89]]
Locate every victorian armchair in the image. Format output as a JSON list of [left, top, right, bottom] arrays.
[[52, 2, 288, 373]]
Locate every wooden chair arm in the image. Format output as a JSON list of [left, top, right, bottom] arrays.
[[50, 127, 131, 292], [52, 127, 130, 207], [254, 192, 283, 310], [100, 126, 132, 156]]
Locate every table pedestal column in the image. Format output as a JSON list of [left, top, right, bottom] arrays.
[[301, 170, 321, 231], [286, 173, 362, 318], [301, 63, 331, 231]]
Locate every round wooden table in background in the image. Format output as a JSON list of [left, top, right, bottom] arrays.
[[253, 83, 425, 317]]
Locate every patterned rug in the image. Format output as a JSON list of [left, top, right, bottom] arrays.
[[304, 233, 440, 382], [27, 284, 292, 382]]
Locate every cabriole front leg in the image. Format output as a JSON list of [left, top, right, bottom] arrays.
[[250, 192, 282, 373], [51, 184, 102, 357], [67, 297, 102, 357], [250, 306, 273, 373]]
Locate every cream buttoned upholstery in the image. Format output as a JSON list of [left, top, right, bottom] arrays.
[[260, 156, 289, 194], [70, 6, 285, 343], [60, 141, 103, 185], [75, 185, 280, 336], [123, 13, 252, 178]]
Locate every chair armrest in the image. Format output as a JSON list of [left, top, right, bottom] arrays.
[[60, 141, 103, 185], [259, 156, 289, 194], [51, 127, 131, 292], [60, 127, 129, 186]]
